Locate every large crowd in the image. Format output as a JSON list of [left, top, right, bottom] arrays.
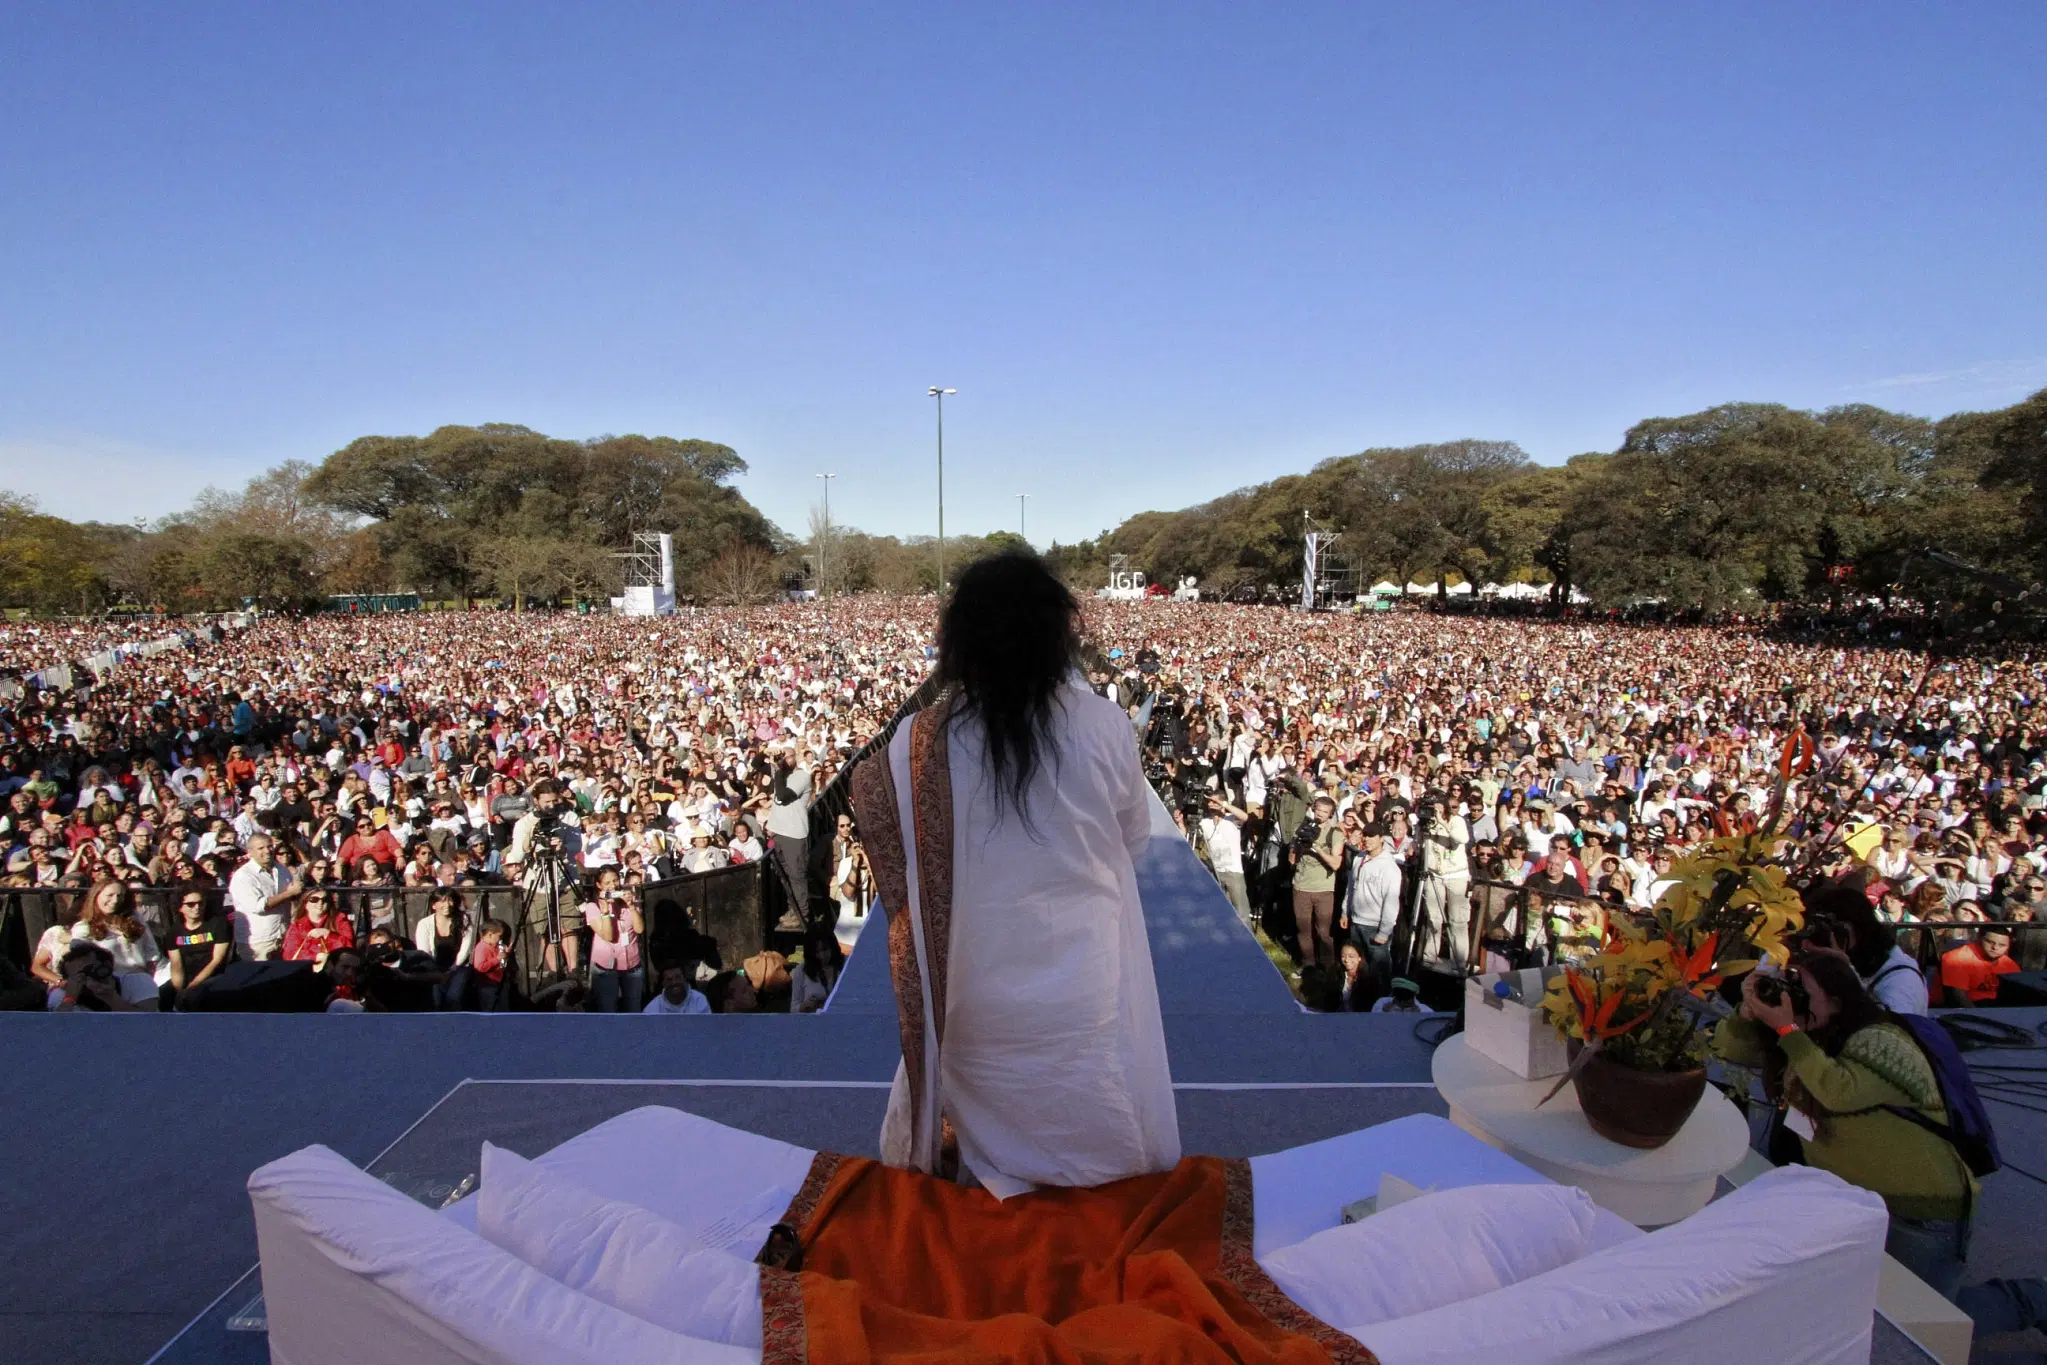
[[1103, 603, 2047, 1012], [3, 596, 2043, 1017]]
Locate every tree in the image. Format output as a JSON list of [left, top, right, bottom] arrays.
[[1977, 387, 2047, 572], [299, 424, 778, 600], [0, 494, 109, 614], [701, 540, 781, 605], [194, 532, 319, 608], [473, 537, 589, 610]]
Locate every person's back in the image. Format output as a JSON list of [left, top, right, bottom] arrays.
[[934, 680, 1173, 1188], [856, 551, 1180, 1197]]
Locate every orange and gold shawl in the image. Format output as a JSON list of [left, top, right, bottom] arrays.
[[760, 1151, 1376, 1365]]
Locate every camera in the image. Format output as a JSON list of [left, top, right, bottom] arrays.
[[1291, 814, 1323, 856], [1751, 973, 1809, 1017]]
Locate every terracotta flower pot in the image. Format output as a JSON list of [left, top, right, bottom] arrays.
[[1571, 1050, 1707, 1150]]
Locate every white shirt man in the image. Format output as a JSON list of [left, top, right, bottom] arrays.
[[228, 835, 297, 959]]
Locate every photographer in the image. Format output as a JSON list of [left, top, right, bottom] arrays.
[[1290, 794, 1344, 977], [1803, 882, 1929, 1015], [507, 779, 583, 982], [1417, 791, 1473, 971], [581, 866, 645, 1013], [1717, 952, 1975, 1295], [1199, 795, 1252, 925]]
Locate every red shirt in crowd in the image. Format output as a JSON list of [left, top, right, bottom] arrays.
[[282, 913, 356, 962], [1940, 941, 2019, 1004], [337, 828, 403, 869]]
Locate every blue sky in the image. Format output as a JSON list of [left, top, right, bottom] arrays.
[[3, 2, 2042, 547]]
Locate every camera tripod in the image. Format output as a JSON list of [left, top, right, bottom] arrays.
[[518, 841, 583, 980]]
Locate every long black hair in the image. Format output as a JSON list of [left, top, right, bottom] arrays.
[[936, 550, 1081, 820]]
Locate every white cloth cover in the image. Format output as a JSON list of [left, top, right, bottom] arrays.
[[879, 678, 1181, 1195], [1349, 1165, 1889, 1365], [476, 1144, 762, 1349], [446, 1105, 815, 1248], [1258, 1183, 1599, 1329], [1246, 1113, 1641, 1258], [248, 1144, 755, 1365]]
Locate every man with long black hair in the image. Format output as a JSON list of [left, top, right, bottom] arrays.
[[851, 551, 1180, 1196]]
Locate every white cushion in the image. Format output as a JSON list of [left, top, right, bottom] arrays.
[[477, 1143, 764, 1350], [248, 1144, 756, 1365], [1258, 1182, 1598, 1328], [447, 1105, 815, 1246], [1246, 1112, 1640, 1257], [1349, 1165, 1888, 1365]]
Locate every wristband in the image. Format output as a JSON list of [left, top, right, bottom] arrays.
[[1774, 1023, 1800, 1039]]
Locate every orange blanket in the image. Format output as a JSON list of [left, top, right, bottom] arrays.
[[760, 1153, 1376, 1365]]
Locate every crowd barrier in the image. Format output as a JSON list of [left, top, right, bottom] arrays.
[[3, 611, 255, 694]]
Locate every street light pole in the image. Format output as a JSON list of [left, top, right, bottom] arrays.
[[927, 386, 956, 594], [1018, 493, 1029, 542], [814, 472, 836, 599]]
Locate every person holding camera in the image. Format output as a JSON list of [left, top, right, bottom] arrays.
[[1718, 952, 1975, 1295], [1199, 795, 1252, 925], [581, 866, 645, 1013], [507, 779, 582, 982], [1290, 794, 1344, 976], [1417, 791, 1473, 971]]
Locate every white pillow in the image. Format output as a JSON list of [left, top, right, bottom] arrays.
[[1257, 1182, 1598, 1328], [477, 1143, 764, 1349]]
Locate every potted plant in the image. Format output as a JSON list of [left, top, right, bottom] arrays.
[[1539, 838, 1806, 1146]]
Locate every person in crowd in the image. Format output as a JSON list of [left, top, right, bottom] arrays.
[[507, 779, 583, 981], [765, 751, 815, 931], [227, 832, 297, 960], [1801, 882, 1930, 1015], [1199, 795, 1252, 924], [1719, 952, 1975, 1295], [644, 962, 714, 1014], [1340, 822, 1401, 1000], [581, 866, 645, 1013], [1417, 791, 1473, 969], [1290, 794, 1345, 979], [707, 968, 758, 1014], [162, 887, 232, 1009], [70, 878, 165, 1007], [790, 928, 843, 1012], [281, 887, 355, 967], [828, 829, 871, 951], [1940, 927, 2020, 1006], [469, 918, 514, 1012], [412, 887, 476, 1010]]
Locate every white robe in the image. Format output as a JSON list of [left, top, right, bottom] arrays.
[[880, 676, 1181, 1196]]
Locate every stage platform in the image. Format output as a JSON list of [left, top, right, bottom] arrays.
[[3, 812, 2042, 1363]]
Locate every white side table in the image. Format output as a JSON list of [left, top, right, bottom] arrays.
[[1430, 1033, 1750, 1226]]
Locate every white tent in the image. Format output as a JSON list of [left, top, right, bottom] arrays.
[[1369, 580, 1402, 597], [1445, 581, 1473, 596], [1404, 581, 1433, 595]]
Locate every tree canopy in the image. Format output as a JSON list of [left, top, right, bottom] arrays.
[[1, 425, 780, 613], [1048, 389, 2047, 612]]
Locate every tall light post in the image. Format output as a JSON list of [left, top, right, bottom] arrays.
[[1018, 493, 1029, 542], [814, 472, 836, 599], [927, 387, 956, 594]]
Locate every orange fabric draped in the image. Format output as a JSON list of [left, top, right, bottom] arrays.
[[760, 1153, 1376, 1365]]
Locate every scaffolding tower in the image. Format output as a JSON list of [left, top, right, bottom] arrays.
[[1299, 513, 1359, 610], [613, 532, 676, 616]]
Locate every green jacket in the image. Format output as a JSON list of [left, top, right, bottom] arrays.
[[1272, 774, 1314, 846], [1717, 1017, 1976, 1221]]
